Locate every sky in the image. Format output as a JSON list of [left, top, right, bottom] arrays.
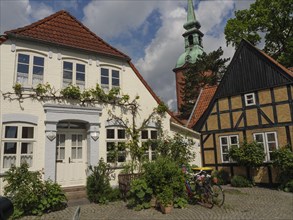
[[0, 0, 255, 111]]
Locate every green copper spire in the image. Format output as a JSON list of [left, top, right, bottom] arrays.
[[184, 0, 198, 30], [175, 0, 204, 69], [187, 0, 196, 22]]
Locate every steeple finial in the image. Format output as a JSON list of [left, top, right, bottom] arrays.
[[187, 0, 196, 23], [175, 0, 204, 69], [184, 0, 201, 30]]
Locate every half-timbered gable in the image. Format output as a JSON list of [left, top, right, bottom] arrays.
[[191, 40, 293, 184]]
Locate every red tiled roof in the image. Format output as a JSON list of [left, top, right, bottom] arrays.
[[187, 85, 217, 128], [5, 10, 130, 60], [0, 36, 7, 44]]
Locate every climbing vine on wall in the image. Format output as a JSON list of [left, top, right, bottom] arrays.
[[2, 83, 168, 172]]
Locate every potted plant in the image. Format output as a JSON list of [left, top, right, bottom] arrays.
[[157, 187, 173, 214]]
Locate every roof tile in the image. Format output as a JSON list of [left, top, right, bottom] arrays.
[[5, 10, 130, 60], [187, 85, 217, 128]]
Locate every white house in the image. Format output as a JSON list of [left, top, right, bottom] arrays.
[[0, 10, 201, 191]]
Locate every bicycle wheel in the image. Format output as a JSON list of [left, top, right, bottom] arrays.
[[211, 184, 225, 207], [199, 186, 214, 209]]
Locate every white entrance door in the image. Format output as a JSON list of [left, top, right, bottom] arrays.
[[56, 130, 87, 186]]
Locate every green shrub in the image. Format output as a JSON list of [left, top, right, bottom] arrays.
[[229, 141, 265, 168], [86, 158, 119, 204], [153, 134, 195, 165], [231, 175, 252, 187], [283, 180, 293, 193], [271, 146, 293, 191], [3, 163, 67, 219], [127, 179, 153, 211], [142, 157, 186, 201], [174, 197, 188, 208], [212, 169, 230, 185], [157, 186, 173, 206]]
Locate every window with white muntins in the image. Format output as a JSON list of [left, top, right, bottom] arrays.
[[244, 93, 256, 106], [63, 61, 86, 89], [141, 129, 158, 161], [253, 132, 278, 161], [106, 128, 126, 164], [16, 53, 44, 86], [220, 135, 239, 163], [1, 124, 35, 169], [101, 68, 120, 92]]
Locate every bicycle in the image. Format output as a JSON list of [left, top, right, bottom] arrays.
[[183, 166, 225, 208]]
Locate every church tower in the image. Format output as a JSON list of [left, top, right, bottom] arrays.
[[173, 0, 204, 112]]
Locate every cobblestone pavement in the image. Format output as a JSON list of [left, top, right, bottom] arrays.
[[21, 186, 293, 220]]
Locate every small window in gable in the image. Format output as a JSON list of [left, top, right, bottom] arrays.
[[244, 93, 256, 106], [16, 53, 44, 86]]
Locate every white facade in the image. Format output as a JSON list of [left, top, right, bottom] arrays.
[[0, 34, 201, 191]]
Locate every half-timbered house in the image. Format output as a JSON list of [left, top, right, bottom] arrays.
[[188, 39, 293, 184]]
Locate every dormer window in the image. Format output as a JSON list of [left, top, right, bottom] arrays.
[[16, 53, 44, 86], [244, 93, 256, 106]]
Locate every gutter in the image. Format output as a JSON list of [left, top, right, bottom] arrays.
[[170, 121, 200, 138], [7, 33, 131, 62]]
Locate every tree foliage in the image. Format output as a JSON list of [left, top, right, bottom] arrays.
[[180, 47, 229, 118], [224, 0, 293, 67]]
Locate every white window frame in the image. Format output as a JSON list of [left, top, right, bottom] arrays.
[[16, 52, 45, 87], [62, 60, 86, 89], [219, 135, 239, 163], [253, 132, 278, 162], [105, 127, 126, 164], [1, 123, 36, 169], [100, 67, 120, 92], [244, 93, 256, 106], [141, 129, 158, 161]]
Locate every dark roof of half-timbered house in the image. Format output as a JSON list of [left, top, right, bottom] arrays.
[[192, 39, 293, 131]]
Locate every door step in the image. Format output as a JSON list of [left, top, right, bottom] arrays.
[[62, 186, 89, 205]]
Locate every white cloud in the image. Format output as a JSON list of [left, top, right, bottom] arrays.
[[30, 3, 54, 21], [0, 0, 31, 34], [0, 0, 53, 34], [82, 0, 159, 39], [135, 1, 237, 111]]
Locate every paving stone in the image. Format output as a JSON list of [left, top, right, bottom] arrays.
[[20, 186, 293, 220]]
